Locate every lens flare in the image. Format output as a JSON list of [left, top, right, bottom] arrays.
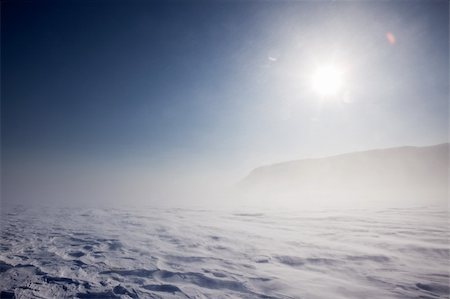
[[386, 32, 396, 45]]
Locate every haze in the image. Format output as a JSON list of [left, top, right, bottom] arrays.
[[1, 0, 448, 207]]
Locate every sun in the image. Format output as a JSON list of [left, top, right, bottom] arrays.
[[311, 65, 344, 97]]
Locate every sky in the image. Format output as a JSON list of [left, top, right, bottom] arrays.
[[1, 0, 448, 205]]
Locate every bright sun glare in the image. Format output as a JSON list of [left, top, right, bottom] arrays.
[[311, 65, 344, 97]]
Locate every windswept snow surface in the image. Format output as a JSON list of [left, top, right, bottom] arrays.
[[1, 205, 449, 298]]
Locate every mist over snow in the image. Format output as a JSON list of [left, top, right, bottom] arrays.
[[2, 144, 448, 211], [236, 143, 449, 210], [1, 144, 449, 298]]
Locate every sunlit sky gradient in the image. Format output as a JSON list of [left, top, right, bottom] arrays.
[[2, 0, 448, 204]]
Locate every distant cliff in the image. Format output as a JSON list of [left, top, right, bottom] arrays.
[[239, 144, 449, 206]]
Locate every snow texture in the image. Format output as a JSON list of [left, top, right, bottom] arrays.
[[1, 206, 449, 298]]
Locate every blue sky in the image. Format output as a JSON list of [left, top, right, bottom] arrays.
[[2, 0, 448, 204]]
